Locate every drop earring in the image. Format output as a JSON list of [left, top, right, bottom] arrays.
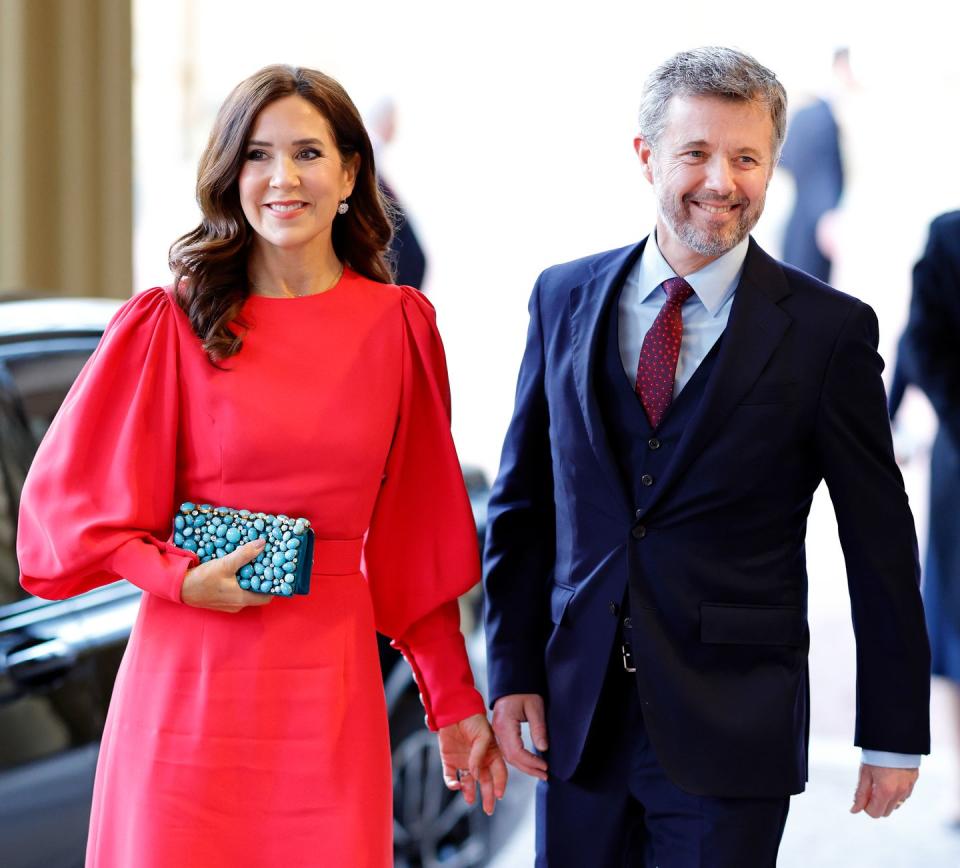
[[337, 200, 349, 215]]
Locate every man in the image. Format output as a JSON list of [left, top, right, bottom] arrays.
[[483, 48, 930, 867]]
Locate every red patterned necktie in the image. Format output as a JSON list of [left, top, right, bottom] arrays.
[[635, 276, 694, 428]]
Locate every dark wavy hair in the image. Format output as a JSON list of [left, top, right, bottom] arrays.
[[169, 65, 394, 362]]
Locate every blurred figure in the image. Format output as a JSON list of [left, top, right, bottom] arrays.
[[778, 47, 852, 282], [368, 97, 428, 289], [897, 210, 960, 822]]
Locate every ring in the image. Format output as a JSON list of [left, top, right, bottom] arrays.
[[455, 768, 470, 782]]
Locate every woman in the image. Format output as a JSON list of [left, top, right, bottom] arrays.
[[17, 65, 506, 867]]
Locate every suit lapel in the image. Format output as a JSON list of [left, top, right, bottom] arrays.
[[641, 240, 794, 516], [568, 240, 646, 515]]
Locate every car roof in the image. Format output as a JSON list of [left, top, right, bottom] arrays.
[[0, 297, 124, 342]]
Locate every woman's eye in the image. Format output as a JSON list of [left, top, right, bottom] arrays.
[[297, 148, 321, 160], [245, 149, 268, 161]]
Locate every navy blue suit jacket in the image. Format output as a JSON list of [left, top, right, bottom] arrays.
[[483, 237, 930, 798]]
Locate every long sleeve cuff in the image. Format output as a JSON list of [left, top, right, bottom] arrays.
[[109, 536, 199, 603], [861, 750, 921, 769], [392, 600, 486, 731]]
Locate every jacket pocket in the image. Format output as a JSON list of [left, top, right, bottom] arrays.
[[550, 582, 576, 626], [700, 602, 803, 647]]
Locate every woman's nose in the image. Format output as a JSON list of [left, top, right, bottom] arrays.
[[270, 156, 299, 188]]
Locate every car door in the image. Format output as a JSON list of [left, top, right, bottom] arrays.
[[0, 337, 142, 868]]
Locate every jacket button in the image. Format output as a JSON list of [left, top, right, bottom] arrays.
[[635, 508, 644, 520], [648, 438, 661, 450], [609, 601, 619, 616], [631, 524, 647, 540], [641, 474, 654, 487], [623, 617, 633, 629]]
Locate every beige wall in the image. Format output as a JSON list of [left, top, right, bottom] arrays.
[[0, 0, 131, 298]]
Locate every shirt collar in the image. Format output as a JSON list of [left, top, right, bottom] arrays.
[[637, 230, 750, 317]]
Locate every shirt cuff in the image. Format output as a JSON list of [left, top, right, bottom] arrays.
[[861, 750, 921, 768]]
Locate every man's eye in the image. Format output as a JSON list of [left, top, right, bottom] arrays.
[[685, 151, 705, 159], [245, 149, 268, 161], [738, 155, 757, 165]]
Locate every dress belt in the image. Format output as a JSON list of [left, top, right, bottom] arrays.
[[309, 537, 364, 575]]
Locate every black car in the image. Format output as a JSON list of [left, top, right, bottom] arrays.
[[0, 297, 500, 868]]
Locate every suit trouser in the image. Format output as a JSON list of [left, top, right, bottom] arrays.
[[535, 645, 790, 868]]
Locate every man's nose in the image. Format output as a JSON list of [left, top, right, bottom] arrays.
[[270, 155, 300, 188], [703, 157, 735, 195]]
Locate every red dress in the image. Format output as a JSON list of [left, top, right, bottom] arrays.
[[17, 271, 486, 867]]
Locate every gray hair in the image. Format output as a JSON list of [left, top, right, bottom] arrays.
[[638, 47, 787, 160]]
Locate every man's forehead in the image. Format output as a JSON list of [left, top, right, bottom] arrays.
[[659, 94, 774, 144]]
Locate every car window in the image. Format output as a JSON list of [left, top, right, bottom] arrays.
[[0, 347, 97, 605], [0, 381, 35, 605], [6, 349, 93, 442]]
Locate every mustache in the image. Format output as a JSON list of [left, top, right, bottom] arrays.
[[684, 193, 747, 206]]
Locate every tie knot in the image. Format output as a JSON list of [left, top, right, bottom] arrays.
[[662, 276, 694, 306]]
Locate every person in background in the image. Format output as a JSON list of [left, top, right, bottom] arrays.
[[778, 47, 851, 283], [17, 64, 505, 867], [367, 97, 428, 289], [483, 46, 929, 867], [895, 209, 960, 827]]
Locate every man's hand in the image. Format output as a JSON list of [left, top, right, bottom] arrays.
[[491, 693, 549, 781], [850, 763, 919, 818], [180, 538, 273, 612], [438, 713, 508, 815]]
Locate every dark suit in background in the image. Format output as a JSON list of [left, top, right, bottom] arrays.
[[779, 97, 844, 282], [897, 210, 960, 683]]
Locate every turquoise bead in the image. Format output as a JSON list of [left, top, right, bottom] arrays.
[[254, 518, 265, 532], [224, 543, 235, 553], [182, 539, 198, 552], [271, 552, 285, 567], [174, 532, 184, 546], [181, 502, 195, 512], [280, 582, 293, 596], [281, 561, 295, 574], [247, 527, 258, 541], [239, 564, 254, 579], [183, 527, 194, 537], [284, 549, 297, 561], [204, 542, 214, 556], [226, 527, 241, 544], [174, 516, 185, 530], [238, 579, 251, 590], [286, 538, 301, 550], [293, 520, 306, 535], [250, 576, 261, 591], [216, 547, 226, 558], [215, 525, 227, 538], [254, 562, 264, 575]]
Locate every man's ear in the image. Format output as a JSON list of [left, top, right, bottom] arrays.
[[634, 136, 655, 185]]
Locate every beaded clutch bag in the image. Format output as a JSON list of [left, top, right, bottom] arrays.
[[173, 502, 315, 596]]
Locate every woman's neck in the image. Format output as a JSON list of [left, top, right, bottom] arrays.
[[247, 243, 343, 298]]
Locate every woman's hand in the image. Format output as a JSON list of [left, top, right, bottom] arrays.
[[438, 713, 508, 815], [180, 538, 273, 612]]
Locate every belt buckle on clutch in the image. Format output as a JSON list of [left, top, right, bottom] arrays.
[[621, 643, 637, 673]]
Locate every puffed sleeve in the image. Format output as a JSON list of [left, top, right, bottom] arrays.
[[364, 287, 486, 730], [18, 287, 198, 603]]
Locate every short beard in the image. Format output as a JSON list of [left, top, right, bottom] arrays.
[[659, 192, 763, 258]]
